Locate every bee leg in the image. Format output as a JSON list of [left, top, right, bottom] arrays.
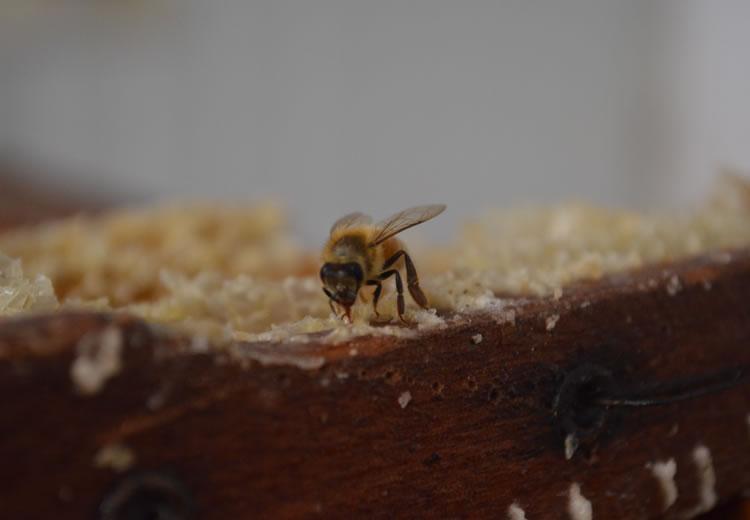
[[324, 288, 342, 319], [382, 251, 429, 309], [328, 298, 338, 317], [402, 253, 428, 308], [366, 280, 382, 318], [378, 269, 406, 322]]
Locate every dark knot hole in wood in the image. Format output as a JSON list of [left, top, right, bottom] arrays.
[[553, 364, 615, 446], [98, 470, 194, 520], [553, 363, 747, 459]]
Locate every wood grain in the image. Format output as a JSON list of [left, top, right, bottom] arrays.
[[2, 250, 750, 519]]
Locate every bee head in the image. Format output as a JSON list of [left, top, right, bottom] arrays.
[[320, 262, 363, 307]]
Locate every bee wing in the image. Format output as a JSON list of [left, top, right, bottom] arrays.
[[330, 212, 373, 235], [368, 204, 446, 247]]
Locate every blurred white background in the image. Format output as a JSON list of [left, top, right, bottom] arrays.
[[1, 1, 749, 242]]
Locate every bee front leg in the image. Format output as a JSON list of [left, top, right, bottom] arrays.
[[366, 279, 383, 318], [378, 269, 406, 323], [328, 298, 338, 317], [324, 288, 345, 320]]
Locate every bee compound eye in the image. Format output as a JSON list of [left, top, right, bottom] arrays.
[[98, 470, 194, 520], [343, 262, 364, 282]]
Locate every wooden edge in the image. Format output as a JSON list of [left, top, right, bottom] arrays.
[[1, 249, 750, 518]]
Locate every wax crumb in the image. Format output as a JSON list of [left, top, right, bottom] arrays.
[[398, 391, 412, 409], [229, 341, 326, 370], [414, 308, 447, 330], [568, 483, 592, 520], [495, 308, 517, 326], [471, 333, 483, 345], [190, 335, 210, 353], [666, 274, 682, 296], [678, 445, 717, 518], [94, 443, 135, 472], [692, 445, 717, 515], [646, 459, 677, 512], [0, 254, 58, 315], [546, 314, 560, 331], [507, 502, 527, 520], [70, 326, 123, 395]]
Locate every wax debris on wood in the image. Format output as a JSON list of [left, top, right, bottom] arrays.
[[565, 433, 579, 461], [70, 325, 123, 395], [94, 443, 136, 473], [506, 502, 527, 520], [567, 482, 593, 520], [546, 314, 560, 331], [2, 247, 750, 519], [667, 274, 682, 296], [0, 254, 57, 315], [647, 458, 678, 512], [680, 445, 717, 518], [0, 175, 749, 347]]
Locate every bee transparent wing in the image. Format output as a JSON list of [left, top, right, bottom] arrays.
[[330, 212, 373, 235], [368, 204, 446, 247]]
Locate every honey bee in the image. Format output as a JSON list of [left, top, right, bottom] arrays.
[[321, 204, 446, 322]]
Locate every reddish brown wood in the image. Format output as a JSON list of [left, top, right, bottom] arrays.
[[701, 498, 750, 520], [2, 251, 750, 519]]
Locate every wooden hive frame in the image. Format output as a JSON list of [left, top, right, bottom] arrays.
[[2, 249, 750, 519], [2, 173, 750, 519]]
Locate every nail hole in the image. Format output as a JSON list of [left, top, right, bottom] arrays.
[[383, 368, 402, 385], [422, 452, 441, 467]]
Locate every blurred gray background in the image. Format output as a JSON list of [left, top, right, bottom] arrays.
[[1, 1, 749, 242]]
